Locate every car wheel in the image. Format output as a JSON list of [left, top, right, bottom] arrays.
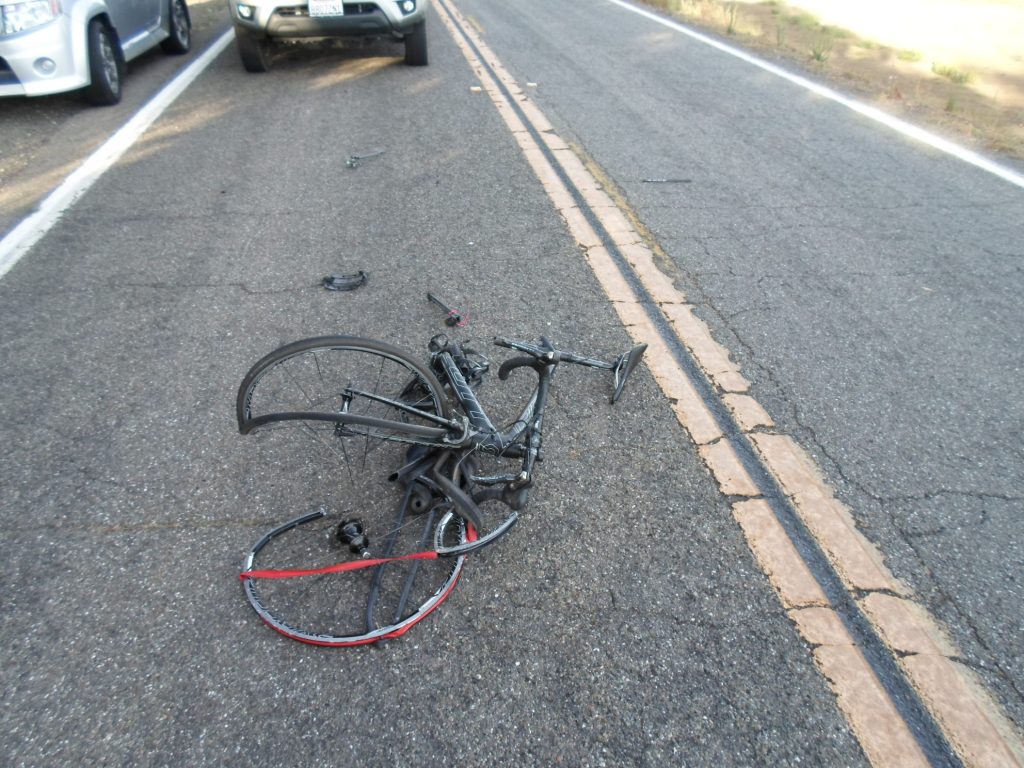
[[161, 0, 192, 54], [404, 20, 427, 66], [235, 28, 272, 73], [84, 19, 124, 106]]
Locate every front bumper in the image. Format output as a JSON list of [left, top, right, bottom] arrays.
[[230, 0, 423, 40], [0, 15, 88, 97]]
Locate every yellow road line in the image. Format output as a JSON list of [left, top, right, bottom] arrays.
[[435, 2, 1024, 765]]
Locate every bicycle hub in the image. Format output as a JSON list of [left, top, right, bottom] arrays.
[[337, 519, 371, 558]]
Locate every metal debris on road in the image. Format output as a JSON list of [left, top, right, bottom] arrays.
[[322, 271, 368, 291], [427, 292, 467, 327], [345, 149, 386, 168]]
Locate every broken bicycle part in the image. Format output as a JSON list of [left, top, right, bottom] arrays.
[[612, 344, 648, 404], [239, 508, 469, 647], [427, 292, 466, 327], [322, 271, 368, 291], [493, 336, 647, 403], [236, 332, 648, 646], [428, 333, 489, 387], [337, 519, 371, 558]]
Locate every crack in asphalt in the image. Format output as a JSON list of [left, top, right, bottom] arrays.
[[635, 216, 1024, 730], [893, 522, 1024, 714]]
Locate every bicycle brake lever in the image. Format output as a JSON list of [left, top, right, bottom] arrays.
[[611, 343, 648, 403]]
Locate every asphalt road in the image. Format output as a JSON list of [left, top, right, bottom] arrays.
[[454, 0, 1024, 736], [0, 0, 227, 237], [0, 0, 1021, 765]]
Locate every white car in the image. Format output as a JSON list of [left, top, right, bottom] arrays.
[[0, 0, 191, 105]]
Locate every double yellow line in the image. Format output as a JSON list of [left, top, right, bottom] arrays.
[[434, 1, 1024, 765]]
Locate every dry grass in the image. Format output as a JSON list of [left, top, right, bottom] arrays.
[[640, 0, 1024, 160]]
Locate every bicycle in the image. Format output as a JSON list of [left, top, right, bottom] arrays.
[[237, 306, 647, 646]]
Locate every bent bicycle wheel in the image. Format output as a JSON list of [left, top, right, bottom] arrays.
[[241, 502, 472, 645], [236, 337, 467, 644], [238, 336, 452, 440]]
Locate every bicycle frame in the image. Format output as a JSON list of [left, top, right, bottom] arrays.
[[241, 334, 645, 558], [381, 340, 553, 558], [376, 335, 632, 558], [433, 342, 546, 461]]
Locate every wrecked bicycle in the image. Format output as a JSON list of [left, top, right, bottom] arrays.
[[237, 312, 647, 646]]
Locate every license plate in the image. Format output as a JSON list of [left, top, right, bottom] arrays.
[[308, 0, 345, 16]]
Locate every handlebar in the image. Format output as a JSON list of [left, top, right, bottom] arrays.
[[493, 336, 647, 404], [492, 336, 608, 367], [492, 336, 550, 358]]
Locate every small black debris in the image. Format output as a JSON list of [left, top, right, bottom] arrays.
[[322, 271, 368, 291]]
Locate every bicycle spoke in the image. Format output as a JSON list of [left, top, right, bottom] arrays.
[[363, 354, 389, 471]]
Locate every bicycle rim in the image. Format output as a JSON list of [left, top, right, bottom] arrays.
[[242, 505, 470, 646], [237, 336, 451, 442], [237, 337, 465, 644]]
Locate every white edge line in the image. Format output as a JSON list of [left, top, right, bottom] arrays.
[[606, 0, 1024, 190], [0, 28, 236, 281]]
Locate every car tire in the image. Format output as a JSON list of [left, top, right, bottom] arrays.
[[404, 20, 427, 66], [236, 28, 272, 73], [161, 0, 192, 54], [84, 19, 124, 106]]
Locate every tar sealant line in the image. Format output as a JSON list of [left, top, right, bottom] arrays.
[[434, 1, 993, 765], [604, 0, 1024, 192], [0, 29, 235, 281]]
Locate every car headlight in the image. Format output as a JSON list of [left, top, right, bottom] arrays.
[[1, 0, 59, 35]]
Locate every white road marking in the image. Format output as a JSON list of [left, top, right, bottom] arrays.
[[605, 0, 1024, 190], [0, 29, 236, 280]]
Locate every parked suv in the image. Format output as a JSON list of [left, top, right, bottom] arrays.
[[0, 0, 191, 105], [228, 0, 427, 72]]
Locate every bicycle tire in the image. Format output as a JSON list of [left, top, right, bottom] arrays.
[[237, 336, 467, 644], [237, 335, 452, 439]]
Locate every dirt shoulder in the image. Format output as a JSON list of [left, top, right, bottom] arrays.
[[642, 0, 1024, 162]]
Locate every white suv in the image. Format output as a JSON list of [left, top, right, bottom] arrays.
[[228, 0, 427, 72]]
